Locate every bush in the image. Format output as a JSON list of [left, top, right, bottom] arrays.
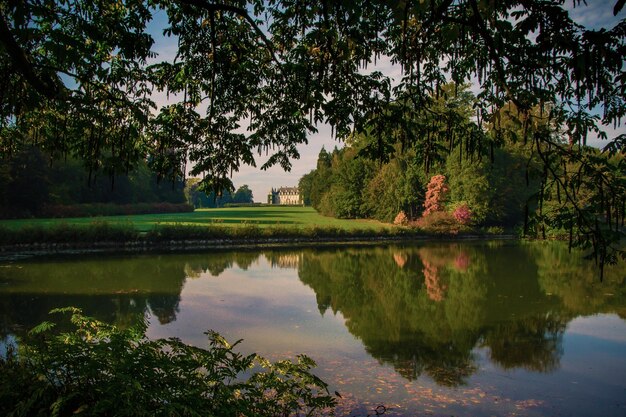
[[485, 226, 505, 235], [222, 203, 266, 208], [0, 221, 416, 247], [415, 211, 461, 235], [1, 308, 336, 417], [452, 203, 473, 225], [393, 211, 409, 226], [145, 224, 230, 241]]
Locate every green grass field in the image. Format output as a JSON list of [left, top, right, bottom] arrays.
[[0, 206, 391, 232]]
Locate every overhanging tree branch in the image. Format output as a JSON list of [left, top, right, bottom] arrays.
[[175, 0, 280, 64], [468, 0, 526, 111], [0, 10, 63, 100]]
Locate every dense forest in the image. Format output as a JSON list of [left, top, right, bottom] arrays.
[[0, 147, 187, 218], [299, 84, 624, 237], [0, 147, 253, 217]]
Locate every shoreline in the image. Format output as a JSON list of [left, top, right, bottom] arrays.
[[0, 233, 518, 260]]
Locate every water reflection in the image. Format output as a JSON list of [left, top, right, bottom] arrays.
[[0, 242, 624, 389], [0, 256, 187, 334], [297, 242, 624, 385]]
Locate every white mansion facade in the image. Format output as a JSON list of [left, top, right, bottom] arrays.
[[267, 186, 301, 205]]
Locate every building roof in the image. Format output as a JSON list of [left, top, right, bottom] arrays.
[[274, 186, 299, 194]]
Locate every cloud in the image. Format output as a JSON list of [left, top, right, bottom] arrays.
[[566, 0, 624, 29]]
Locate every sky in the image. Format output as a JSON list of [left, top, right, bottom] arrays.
[[147, 1, 625, 202]]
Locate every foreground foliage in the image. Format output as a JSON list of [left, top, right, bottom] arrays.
[[0, 308, 336, 417]]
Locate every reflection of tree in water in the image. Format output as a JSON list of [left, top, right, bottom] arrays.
[[148, 294, 181, 325], [0, 293, 148, 338], [265, 252, 302, 269], [0, 255, 188, 335], [186, 250, 305, 277], [422, 258, 446, 301], [530, 242, 626, 317], [393, 252, 407, 268], [185, 252, 264, 277], [416, 245, 475, 302], [298, 243, 586, 386], [2, 242, 621, 387], [299, 245, 488, 386], [232, 252, 261, 271], [484, 315, 566, 372], [0, 249, 305, 335], [365, 336, 478, 387]]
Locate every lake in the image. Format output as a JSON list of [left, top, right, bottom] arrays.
[[1, 241, 625, 416]]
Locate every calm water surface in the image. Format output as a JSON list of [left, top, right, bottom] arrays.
[[1, 241, 625, 416]]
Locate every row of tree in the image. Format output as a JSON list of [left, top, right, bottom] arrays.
[[299, 85, 624, 240], [184, 179, 253, 208], [0, 147, 186, 217], [0, 146, 253, 216]]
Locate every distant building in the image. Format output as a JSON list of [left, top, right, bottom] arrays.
[[267, 186, 301, 205]]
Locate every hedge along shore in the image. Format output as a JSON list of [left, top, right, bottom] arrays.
[[0, 222, 515, 259]]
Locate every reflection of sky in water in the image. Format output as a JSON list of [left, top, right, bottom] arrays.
[[143, 251, 626, 417], [471, 315, 626, 417], [146, 256, 366, 359], [566, 314, 626, 343]]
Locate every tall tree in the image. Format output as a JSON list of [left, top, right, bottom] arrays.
[[233, 184, 253, 203]]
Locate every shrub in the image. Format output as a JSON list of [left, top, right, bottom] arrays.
[[393, 211, 409, 226], [0, 222, 139, 245], [415, 211, 460, 235], [452, 204, 473, 225], [485, 226, 505, 235], [1, 308, 336, 417], [145, 224, 230, 241], [222, 203, 266, 208], [0, 221, 416, 247], [423, 175, 449, 216]]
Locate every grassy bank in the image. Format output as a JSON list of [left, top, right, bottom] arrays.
[[0, 206, 405, 248], [0, 221, 416, 247], [0, 207, 513, 253], [0, 206, 390, 232]]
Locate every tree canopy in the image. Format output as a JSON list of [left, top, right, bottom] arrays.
[[1, 0, 625, 267]]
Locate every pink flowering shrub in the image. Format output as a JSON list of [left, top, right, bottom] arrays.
[[452, 204, 472, 225], [393, 211, 409, 225], [423, 175, 449, 216]]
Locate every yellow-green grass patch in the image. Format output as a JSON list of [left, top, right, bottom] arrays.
[[0, 206, 392, 233]]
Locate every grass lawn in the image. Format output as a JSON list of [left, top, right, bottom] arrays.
[[0, 206, 391, 232]]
